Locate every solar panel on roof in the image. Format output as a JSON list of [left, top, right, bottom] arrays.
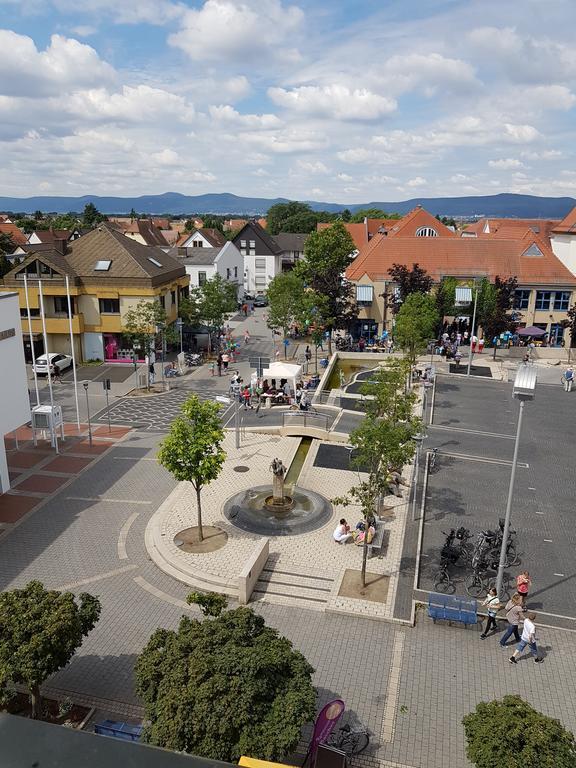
[[94, 260, 111, 271]]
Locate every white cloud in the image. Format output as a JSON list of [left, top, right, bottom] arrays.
[[268, 84, 396, 120], [406, 176, 427, 188], [70, 25, 97, 36], [297, 159, 329, 174], [209, 104, 281, 129], [240, 128, 326, 154], [0, 31, 115, 97], [151, 148, 180, 166], [488, 158, 524, 170], [67, 85, 195, 123], [337, 173, 353, 182], [337, 148, 373, 164], [379, 53, 479, 96], [52, 0, 183, 25], [169, 0, 303, 64]]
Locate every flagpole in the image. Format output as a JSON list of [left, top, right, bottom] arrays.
[[23, 275, 40, 407], [65, 275, 81, 431], [38, 280, 59, 454]]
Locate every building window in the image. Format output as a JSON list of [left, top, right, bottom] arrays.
[[415, 227, 438, 237], [20, 307, 40, 317], [255, 258, 266, 271], [158, 295, 165, 309], [99, 298, 120, 314], [54, 296, 74, 315], [250, 249, 256, 256], [554, 291, 571, 311], [192, 241, 202, 247], [514, 290, 531, 310], [198, 271, 207, 286], [179, 285, 189, 299], [226, 268, 231, 279], [249, 240, 256, 248], [234, 266, 238, 279], [240, 240, 247, 248], [535, 291, 552, 311], [171, 290, 176, 306]]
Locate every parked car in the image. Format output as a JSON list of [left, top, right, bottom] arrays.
[[32, 353, 73, 376], [253, 295, 269, 307]]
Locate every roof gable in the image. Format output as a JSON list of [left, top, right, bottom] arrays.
[[553, 206, 576, 234], [232, 221, 281, 255], [386, 206, 456, 238]]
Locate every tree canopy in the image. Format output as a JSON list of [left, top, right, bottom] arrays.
[[124, 299, 168, 355], [295, 222, 357, 350], [463, 695, 576, 768], [349, 207, 401, 222], [388, 263, 434, 313], [0, 581, 101, 718], [266, 272, 306, 354], [135, 604, 316, 762], [266, 201, 339, 235], [477, 276, 518, 341], [394, 292, 439, 365], [157, 395, 225, 542], [82, 202, 107, 228], [180, 274, 237, 351]]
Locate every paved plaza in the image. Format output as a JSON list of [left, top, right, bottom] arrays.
[[4, 320, 576, 768]]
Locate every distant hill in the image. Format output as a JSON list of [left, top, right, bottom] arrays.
[[0, 191, 574, 218]]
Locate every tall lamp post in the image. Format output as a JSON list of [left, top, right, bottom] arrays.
[[495, 365, 536, 599], [454, 284, 479, 377], [82, 380, 93, 447]]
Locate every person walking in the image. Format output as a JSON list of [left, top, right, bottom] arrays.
[[563, 365, 574, 392], [221, 351, 230, 373], [216, 353, 223, 377], [516, 571, 531, 606], [509, 612, 543, 664], [480, 588, 501, 639], [499, 594, 524, 647], [244, 329, 250, 345]]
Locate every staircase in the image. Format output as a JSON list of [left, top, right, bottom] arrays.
[[251, 566, 336, 609]]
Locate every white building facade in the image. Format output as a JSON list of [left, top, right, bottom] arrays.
[[0, 292, 31, 493], [181, 241, 244, 297]]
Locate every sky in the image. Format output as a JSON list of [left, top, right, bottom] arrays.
[[1, 0, 576, 203]]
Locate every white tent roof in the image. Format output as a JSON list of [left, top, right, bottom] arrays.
[[262, 362, 302, 380]]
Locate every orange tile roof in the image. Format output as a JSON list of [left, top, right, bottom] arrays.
[[346, 230, 576, 286], [552, 206, 576, 234], [0, 221, 27, 246], [385, 206, 456, 237], [463, 218, 560, 241]]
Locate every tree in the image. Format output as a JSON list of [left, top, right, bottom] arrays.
[[436, 214, 457, 228], [135, 603, 316, 762], [295, 223, 358, 353], [463, 695, 576, 768], [563, 303, 576, 349], [266, 201, 318, 235], [157, 395, 225, 542], [82, 202, 106, 228], [202, 215, 225, 233], [0, 581, 101, 718], [478, 276, 518, 342], [124, 299, 169, 386], [187, 591, 228, 617], [435, 276, 458, 326], [341, 208, 352, 222], [195, 274, 238, 353], [394, 292, 439, 367], [333, 362, 419, 586], [387, 263, 434, 314], [266, 272, 306, 357]]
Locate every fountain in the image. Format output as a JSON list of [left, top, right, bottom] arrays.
[[223, 457, 332, 536]]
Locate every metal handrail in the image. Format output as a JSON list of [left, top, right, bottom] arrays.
[[282, 411, 329, 430]]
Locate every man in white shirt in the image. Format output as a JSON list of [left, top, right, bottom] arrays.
[[333, 519, 352, 544], [509, 612, 543, 664]]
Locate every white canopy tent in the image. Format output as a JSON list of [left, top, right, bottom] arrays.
[[262, 361, 302, 395]]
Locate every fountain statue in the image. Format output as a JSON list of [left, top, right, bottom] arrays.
[[270, 458, 287, 504]]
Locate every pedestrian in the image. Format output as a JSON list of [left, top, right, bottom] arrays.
[[563, 365, 574, 392], [358, 337, 366, 352], [51, 364, 61, 383], [509, 612, 543, 664], [500, 594, 524, 647], [516, 571, 531, 606], [241, 386, 253, 410], [305, 345, 312, 363], [480, 588, 502, 639], [216, 353, 223, 377], [221, 351, 230, 372], [149, 362, 155, 384], [244, 329, 250, 345]]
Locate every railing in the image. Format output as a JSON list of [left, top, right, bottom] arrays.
[[282, 410, 329, 431]]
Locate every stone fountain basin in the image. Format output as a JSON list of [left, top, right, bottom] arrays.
[[223, 485, 332, 536]]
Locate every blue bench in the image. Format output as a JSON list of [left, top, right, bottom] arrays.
[[94, 720, 143, 742], [428, 592, 477, 627]]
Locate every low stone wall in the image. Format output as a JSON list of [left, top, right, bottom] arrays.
[[238, 538, 270, 604]]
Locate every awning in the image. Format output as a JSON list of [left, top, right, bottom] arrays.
[[356, 285, 373, 302], [517, 325, 547, 337], [455, 287, 472, 305]]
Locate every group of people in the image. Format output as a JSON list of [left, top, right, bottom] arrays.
[[333, 518, 376, 546], [480, 572, 543, 663]]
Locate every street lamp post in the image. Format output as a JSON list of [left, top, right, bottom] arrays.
[[82, 380, 93, 447], [495, 365, 536, 599], [216, 394, 240, 449], [466, 283, 479, 377], [411, 433, 426, 521]]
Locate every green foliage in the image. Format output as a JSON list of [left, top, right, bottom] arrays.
[[360, 358, 416, 421], [394, 292, 439, 365], [266, 272, 306, 339], [135, 606, 316, 762], [82, 202, 107, 227], [157, 395, 226, 541], [462, 695, 576, 768], [0, 581, 101, 718], [266, 201, 315, 235], [350, 207, 401, 222], [201, 216, 225, 233], [295, 223, 358, 344], [563, 303, 576, 348], [124, 299, 168, 357], [187, 592, 228, 617], [341, 208, 352, 222], [436, 214, 457, 228], [435, 276, 458, 321], [478, 276, 518, 341], [388, 263, 434, 313], [0, 253, 12, 278], [195, 274, 237, 333]]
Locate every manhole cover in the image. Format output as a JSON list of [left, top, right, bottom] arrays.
[[234, 465, 250, 472]]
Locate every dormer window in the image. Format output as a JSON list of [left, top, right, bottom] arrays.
[[94, 260, 112, 271], [415, 227, 438, 237], [148, 257, 163, 267]]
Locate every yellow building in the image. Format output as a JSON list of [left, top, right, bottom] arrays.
[[2, 223, 189, 363]]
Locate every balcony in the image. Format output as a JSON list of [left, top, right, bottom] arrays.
[[20, 314, 85, 335]]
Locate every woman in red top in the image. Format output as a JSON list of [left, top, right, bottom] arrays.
[[516, 571, 531, 606]]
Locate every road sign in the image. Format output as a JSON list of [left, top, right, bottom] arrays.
[[249, 356, 270, 377], [102, 379, 111, 391]]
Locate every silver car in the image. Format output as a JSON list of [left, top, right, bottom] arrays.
[[32, 353, 73, 376]]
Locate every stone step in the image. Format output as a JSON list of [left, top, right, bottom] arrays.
[[253, 567, 336, 605]]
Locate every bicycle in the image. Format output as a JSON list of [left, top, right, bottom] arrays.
[[433, 559, 456, 594], [325, 723, 370, 759], [465, 569, 487, 598]]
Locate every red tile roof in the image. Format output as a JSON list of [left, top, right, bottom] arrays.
[[552, 206, 576, 234], [346, 230, 576, 286], [317, 222, 368, 249], [463, 218, 560, 241], [0, 222, 27, 246], [385, 207, 456, 237]]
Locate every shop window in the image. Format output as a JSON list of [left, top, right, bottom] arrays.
[[99, 298, 120, 314]]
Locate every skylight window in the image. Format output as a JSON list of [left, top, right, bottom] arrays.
[[94, 260, 112, 271], [148, 257, 162, 267]]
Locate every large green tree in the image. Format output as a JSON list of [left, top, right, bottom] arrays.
[[435, 276, 458, 325], [124, 299, 169, 385], [387, 263, 434, 314], [157, 395, 225, 542], [394, 292, 439, 367], [266, 201, 318, 235], [82, 202, 107, 228], [181, 274, 237, 353], [463, 695, 576, 768], [266, 272, 306, 357], [334, 361, 420, 586], [350, 207, 401, 222], [295, 222, 357, 352], [0, 581, 101, 718], [477, 276, 518, 342], [135, 603, 316, 762]]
